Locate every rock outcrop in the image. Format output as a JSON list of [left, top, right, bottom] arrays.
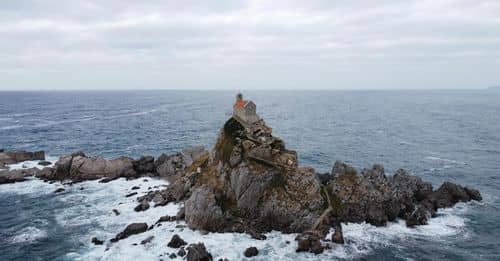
[[0, 107, 483, 257], [30, 146, 209, 184], [170, 116, 325, 234], [130, 113, 482, 243], [184, 185, 225, 232], [0, 150, 45, 167], [36, 152, 136, 182], [186, 243, 213, 261], [325, 163, 482, 228], [0, 167, 40, 184]]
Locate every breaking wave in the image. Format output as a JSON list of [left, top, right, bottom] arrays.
[[0, 159, 475, 260], [11, 226, 48, 244]]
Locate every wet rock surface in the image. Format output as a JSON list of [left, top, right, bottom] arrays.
[[0, 107, 483, 257], [186, 243, 213, 261], [331, 224, 344, 244], [167, 234, 187, 248], [53, 188, 65, 193], [134, 200, 150, 212], [0, 167, 39, 184], [295, 231, 325, 254], [91, 237, 104, 245], [0, 150, 45, 166], [244, 247, 259, 257], [326, 163, 482, 228], [140, 236, 154, 245], [184, 185, 225, 232], [110, 223, 148, 242]]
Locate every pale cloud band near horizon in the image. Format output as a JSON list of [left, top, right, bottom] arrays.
[[1, 0, 499, 90]]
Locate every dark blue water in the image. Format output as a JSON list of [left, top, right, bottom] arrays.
[[1, 90, 499, 260]]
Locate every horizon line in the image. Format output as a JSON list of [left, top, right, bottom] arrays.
[[0, 87, 495, 92]]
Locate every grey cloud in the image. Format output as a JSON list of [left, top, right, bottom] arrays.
[[0, 0, 499, 90]]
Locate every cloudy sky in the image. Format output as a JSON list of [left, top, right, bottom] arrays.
[[1, 0, 499, 90]]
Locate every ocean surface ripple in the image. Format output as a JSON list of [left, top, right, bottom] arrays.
[[0, 90, 499, 260]]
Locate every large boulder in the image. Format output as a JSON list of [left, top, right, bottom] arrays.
[[155, 153, 187, 180], [69, 156, 136, 181], [186, 243, 213, 261], [155, 146, 209, 182], [184, 185, 225, 232], [35, 167, 55, 179], [244, 247, 259, 257], [48, 152, 136, 182], [132, 156, 155, 175], [167, 234, 187, 248], [295, 231, 325, 254], [182, 145, 208, 167]]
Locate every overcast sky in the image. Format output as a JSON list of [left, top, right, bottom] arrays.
[[1, 0, 499, 90]]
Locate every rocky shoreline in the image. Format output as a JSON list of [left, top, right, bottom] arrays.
[[0, 115, 482, 259]]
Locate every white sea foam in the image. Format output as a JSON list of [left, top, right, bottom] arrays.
[[6, 156, 58, 170], [11, 226, 48, 243], [1, 160, 472, 260], [64, 179, 469, 261], [104, 108, 160, 120], [425, 156, 466, 165], [0, 124, 23, 131], [34, 117, 96, 128], [0, 177, 60, 195], [399, 140, 417, 146]]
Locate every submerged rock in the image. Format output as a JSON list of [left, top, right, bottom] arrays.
[[110, 223, 148, 242], [38, 160, 52, 166], [125, 192, 138, 197], [54, 188, 65, 193], [134, 200, 150, 212], [91, 237, 104, 245], [140, 236, 155, 245]]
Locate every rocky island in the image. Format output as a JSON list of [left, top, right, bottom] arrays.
[[0, 100, 482, 258]]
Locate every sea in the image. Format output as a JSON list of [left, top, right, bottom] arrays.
[[0, 90, 499, 260]]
